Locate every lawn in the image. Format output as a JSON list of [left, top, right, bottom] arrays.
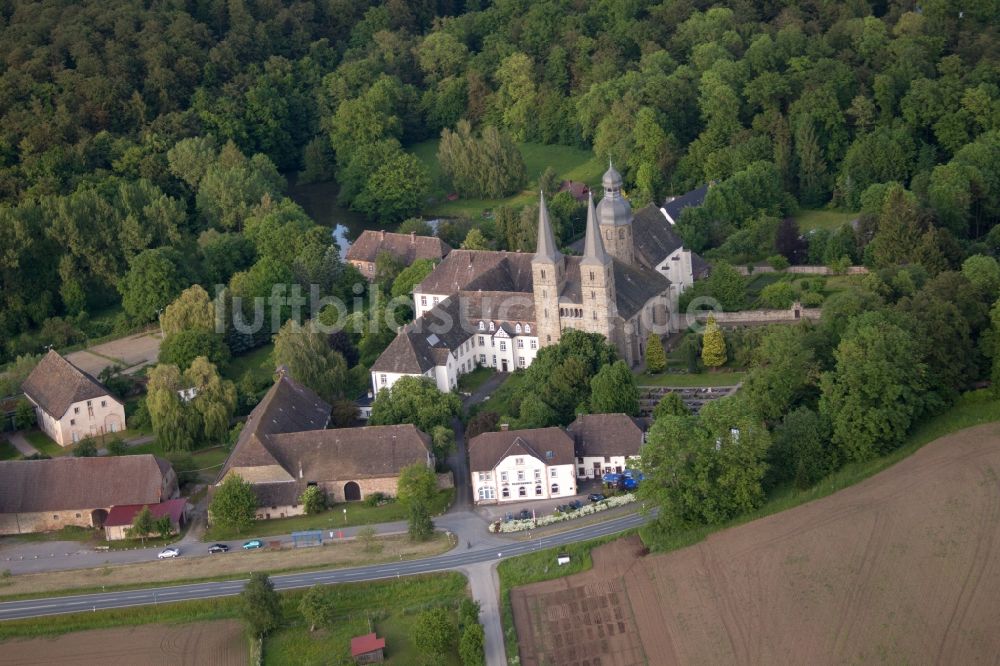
[[795, 207, 858, 232], [192, 445, 230, 482], [263, 573, 468, 666], [223, 343, 274, 384], [637, 370, 745, 387], [0, 437, 20, 460], [25, 429, 70, 457], [411, 139, 605, 219], [466, 371, 528, 419], [457, 366, 493, 393], [204, 489, 454, 541]]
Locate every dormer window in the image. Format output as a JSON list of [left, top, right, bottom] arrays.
[[525, 324, 531, 334], [478, 321, 485, 330], [488, 322, 495, 332], [515, 323, 522, 333]]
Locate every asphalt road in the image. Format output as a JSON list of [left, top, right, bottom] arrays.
[[0, 511, 649, 621]]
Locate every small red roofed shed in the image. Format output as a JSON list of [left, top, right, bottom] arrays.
[[351, 632, 386, 663]]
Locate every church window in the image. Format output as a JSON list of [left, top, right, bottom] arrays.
[[593, 311, 597, 320], [591, 291, 595, 300], [541, 269, 546, 279], [489, 322, 495, 331], [619, 229, 625, 239], [589, 271, 595, 281], [544, 309, 548, 319], [515, 323, 521, 333]]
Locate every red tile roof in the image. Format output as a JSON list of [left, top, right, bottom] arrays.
[[103, 498, 187, 527], [350, 633, 386, 657]]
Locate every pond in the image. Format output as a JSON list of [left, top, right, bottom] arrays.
[[286, 178, 374, 259]]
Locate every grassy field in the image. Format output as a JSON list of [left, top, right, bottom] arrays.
[[0, 533, 453, 600], [192, 445, 230, 482], [457, 366, 493, 393], [466, 371, 528, 419], [203, 489, 453, 541], [637, 370, 745, 387], [264, 573, 468, 665], [411, 139, 605, 219], [795, 207, 858, 231], [0, 437, 20, 460], [24, 429, 70, 457], [223, 343, 274, 383], [0, 571, 468, 666]]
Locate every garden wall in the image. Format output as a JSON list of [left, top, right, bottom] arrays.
[[733, 265, 869, 276]]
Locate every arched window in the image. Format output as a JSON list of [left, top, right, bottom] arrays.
[[541, 269, 546, 279], [551, 483, 559, 495], [501, 487, 510, 498], [478, 321, 484, 330], [535, 486, 542, 496], [525, 324, 531, 334], [488, 321, 495, 331], [589, 271, 595, 281], [518, 487, 527, 497], [515, 323, 521, 333]]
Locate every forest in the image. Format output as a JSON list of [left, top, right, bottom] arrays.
[[0, 0, 998, 369]]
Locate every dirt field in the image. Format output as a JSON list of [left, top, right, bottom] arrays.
[[0, 619, 246, 665], [66, 330, 162, 375], [512, 422, 1000, 665], [0, 534, 452, 598]]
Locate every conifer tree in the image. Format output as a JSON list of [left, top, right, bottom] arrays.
[[701, 316, 727, 368], [645, 333, 667, 374]]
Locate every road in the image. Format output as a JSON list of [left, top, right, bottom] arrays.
[[0, 511, 648, 621]]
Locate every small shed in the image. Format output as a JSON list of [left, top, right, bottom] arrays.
[[351, 632, 386, 664], [103, 498, 187, 541]]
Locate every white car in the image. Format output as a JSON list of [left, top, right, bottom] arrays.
[[157, 547, 180, 559]]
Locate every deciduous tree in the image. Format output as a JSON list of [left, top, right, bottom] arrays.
[[299, 585, 336, 632], [589, 361, 640, 415], [240, 572, 281, 636], [645, 333, 667, 374], [210, 474, 257, 534], [369, 376, 461, 433], [701, 316, 727, 368]]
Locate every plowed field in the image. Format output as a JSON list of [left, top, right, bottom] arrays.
[[512, 422, 1000, 665]]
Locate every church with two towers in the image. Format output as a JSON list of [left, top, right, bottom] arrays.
[[370, 164, 706, 396]]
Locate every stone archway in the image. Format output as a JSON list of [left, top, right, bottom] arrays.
[[91, 509, 108, 528], [344, 481, 361, 502]]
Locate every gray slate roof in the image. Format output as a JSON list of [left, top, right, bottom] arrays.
[[468, 427, 575, 471], [567, 413, 646, 458], [662, 185, 708, 224], [632, 204, 711, 278], [21, 350, 118, 419], [0, 455, 171, 512], [415, 250, 534, 295]]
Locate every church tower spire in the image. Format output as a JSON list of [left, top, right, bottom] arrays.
[[580, 190, 616, 342], [596, 162, 635, 265], [531, 191, 564, 347]]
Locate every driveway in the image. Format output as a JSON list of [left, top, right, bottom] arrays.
[[65, 329, 162, 376]]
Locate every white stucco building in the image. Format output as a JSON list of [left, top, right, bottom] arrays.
[[566, 413, 647, 479], [468, 426, 577, 504]]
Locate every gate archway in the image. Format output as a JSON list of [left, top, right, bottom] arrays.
[[344, 481, 361, 502]]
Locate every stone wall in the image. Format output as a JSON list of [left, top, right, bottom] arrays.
[[682, 302, 822, 328], [733, 265, 869, 276], [0, 508, 97, 535]]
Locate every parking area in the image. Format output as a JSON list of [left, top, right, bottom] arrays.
[[474, 478, 611, 521]]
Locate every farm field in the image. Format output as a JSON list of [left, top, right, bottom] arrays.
[[511, 422, 1000, 665], [1, 619, 247, 665]]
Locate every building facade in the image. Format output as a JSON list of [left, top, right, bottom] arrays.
[[371, 164, 698, 397], [21, 350, 126, 446], [566, 413, 647, 480], [346, 230, 451, 280], [468, 427, 577, 504]]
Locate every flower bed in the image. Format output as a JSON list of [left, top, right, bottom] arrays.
[[488, 494, 637, 533]]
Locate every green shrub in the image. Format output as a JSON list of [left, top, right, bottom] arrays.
[[766, 254, 789, 270], [800, 291, 824, 307], [760, 281, 798, 309]]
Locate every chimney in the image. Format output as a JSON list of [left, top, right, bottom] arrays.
[[500, 423, 509, 431]]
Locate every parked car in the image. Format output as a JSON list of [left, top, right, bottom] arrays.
[[207, 543, 230, 554], [567, 499, 583, 511], [157, 547, 180, 559], [516, 509, 532, 520], [242, 539, 264, 550], [588, 493, 606, 503]]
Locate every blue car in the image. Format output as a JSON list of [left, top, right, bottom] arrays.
[[242, 539, 264, 550]]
